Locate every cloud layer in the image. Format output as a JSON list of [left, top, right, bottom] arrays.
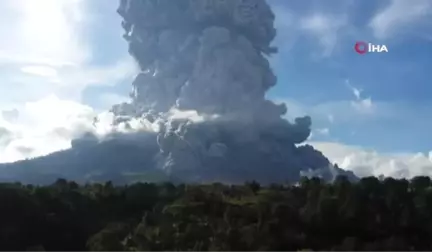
[[369, 0, 432, 40], [0, 95, 95, 162], [311, 141, 432, 179], [0, 93, 431, 181]]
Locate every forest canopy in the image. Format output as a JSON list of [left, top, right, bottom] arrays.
[[1, 176, 432, 251]]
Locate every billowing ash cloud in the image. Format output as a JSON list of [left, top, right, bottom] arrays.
[[99, 0, 355, 183]]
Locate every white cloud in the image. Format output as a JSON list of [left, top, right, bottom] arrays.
[[0, 95, 97, 163], [0, 96, 211, 163], [311, 141, 432, 179], [349, 86, 361, 100], [316, 128, 330, 136], [351, 98, 373, 114], [0, 94, 154, 163], [0, 0, 136, 163], [308, 128, 330, 141], [21, 65, 58, 77], [369, 0, 432, 40], [345, 79, 374, 114], [299, 13, 348, 57]]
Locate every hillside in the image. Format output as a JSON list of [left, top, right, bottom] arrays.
[[0, 136, 357, 185], [1, 176, 432, 250]]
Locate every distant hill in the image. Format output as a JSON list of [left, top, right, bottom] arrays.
[[0, 134, 358, 185], [0, 136, 161, 185]]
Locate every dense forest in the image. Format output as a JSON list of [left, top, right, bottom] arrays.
[[2, 176, 432, 251]]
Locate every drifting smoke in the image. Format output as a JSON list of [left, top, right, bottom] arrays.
[[82, 0, 358, 184]]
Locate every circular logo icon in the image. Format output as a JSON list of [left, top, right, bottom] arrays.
[[354, 41, 367, 54]]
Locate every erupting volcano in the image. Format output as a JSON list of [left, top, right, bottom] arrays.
[[0, 0, 357, 185]]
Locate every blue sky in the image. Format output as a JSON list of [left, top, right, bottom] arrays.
[[0, 0, 431, 178], [268, 0, 432, 153]]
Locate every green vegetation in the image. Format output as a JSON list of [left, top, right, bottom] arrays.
[[2, 176, 432, 251]]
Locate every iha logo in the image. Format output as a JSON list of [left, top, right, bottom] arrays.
[[354, 41, 388, 54]]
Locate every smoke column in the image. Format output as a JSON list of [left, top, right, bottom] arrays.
[[110, 0, 346, 183]]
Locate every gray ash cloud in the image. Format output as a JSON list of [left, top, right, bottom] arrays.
[[103, 0, 358, 184]]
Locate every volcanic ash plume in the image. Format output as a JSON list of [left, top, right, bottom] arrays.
[[109, 0, 350, 183]]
